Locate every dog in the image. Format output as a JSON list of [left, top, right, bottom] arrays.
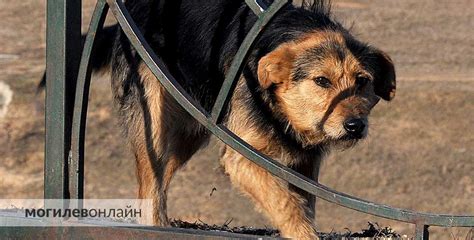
[[39, 0, 396, 238]]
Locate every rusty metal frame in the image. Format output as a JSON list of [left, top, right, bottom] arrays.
[[2, 0, 473, 239]]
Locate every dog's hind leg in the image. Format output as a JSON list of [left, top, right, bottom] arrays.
[[120, 64, 209, 226], [133, 136, 205, 226]]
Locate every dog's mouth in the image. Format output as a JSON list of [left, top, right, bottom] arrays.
[[322, 126, 368, 141], [291, 123, 368, 148], [335, 133, 367, 146], [326, 129, 368, 147], [328, 134, 361, 149], [339, 134, 361, 141], [342, 132, 366, 140]]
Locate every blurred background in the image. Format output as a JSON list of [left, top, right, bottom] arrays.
[[0, 0, 472, 239]]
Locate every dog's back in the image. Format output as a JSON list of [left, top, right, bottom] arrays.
[[38, 0, 334, 111]]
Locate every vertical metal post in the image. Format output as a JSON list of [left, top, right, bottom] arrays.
[[45, 0, 82, 199], [415, 224, 430, 240]]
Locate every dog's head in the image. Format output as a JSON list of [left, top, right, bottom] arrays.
[[257, 30, 395, 147]]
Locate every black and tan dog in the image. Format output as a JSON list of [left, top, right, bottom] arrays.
[[41, 0, 396, 238]]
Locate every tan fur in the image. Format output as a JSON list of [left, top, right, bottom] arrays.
[[257, 31, 382, 146], [258, 44, 296, 89], [221, 80, 321, 238], [126, 30, 395, 240], [221, 148, 317, 239], [132, 63, 208, 226]]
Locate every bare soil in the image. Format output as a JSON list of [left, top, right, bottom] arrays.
[[0, 0, 472, 239]]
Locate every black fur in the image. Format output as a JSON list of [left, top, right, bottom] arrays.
[[38, 0, 379, 155], [104, 0, 344, 152]]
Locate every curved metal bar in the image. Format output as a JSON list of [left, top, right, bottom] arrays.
[[70, 0, 109, 201], [106, 0, 474, 228], [211, 0, 288, 123], [245, 0, 269, 15]]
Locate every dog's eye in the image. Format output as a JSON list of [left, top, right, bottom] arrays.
[[355, 76, 370, 88], [314, 77, 332, 88]]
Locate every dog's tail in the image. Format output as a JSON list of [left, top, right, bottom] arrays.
[[36, 24, 118, 94]]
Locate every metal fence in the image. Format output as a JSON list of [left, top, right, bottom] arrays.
[[3, 0, 473, 239]]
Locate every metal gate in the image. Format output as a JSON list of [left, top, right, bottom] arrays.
[[2, 0, 473, 239]]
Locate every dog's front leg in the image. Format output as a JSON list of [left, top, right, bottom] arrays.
[[221, 146, 319, 239]]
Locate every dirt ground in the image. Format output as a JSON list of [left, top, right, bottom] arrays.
[[0, 0, 473, 239]]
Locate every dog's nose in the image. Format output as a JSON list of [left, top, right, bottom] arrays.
[[343, 118, 365, 137]]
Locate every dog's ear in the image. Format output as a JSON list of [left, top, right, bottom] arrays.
[[370, 49, 396, 101], [257, 45, 295, 89]]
